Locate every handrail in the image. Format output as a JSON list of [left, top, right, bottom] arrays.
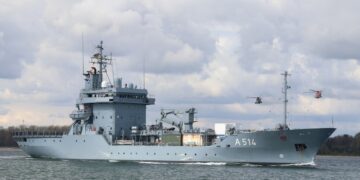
[[11, 130, 67, 138]]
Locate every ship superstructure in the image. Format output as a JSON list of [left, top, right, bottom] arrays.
[[13, 42, 335, 165], [71, 41, 155, 144]]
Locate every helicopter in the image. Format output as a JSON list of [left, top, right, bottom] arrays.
[[305, 89, 322, 99], [247, 96, 263, 104]]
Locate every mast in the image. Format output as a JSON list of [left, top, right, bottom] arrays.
[[82, 33, 85, 75], [97, 41, 104, 83], [281, 71, 291, 128], [143, 56, 146, 89]]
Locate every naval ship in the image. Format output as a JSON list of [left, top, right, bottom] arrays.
[[13, 42, 335, 165]]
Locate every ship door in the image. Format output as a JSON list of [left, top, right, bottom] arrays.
[[294, 144, 307, 152]]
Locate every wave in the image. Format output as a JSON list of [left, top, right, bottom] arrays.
[[138, 161, 170, 165], [238, 163, 263, 167], [224, 161, 316, 168], [137, 161, 226, 166], [179, 162, 226, 166], [271, 161, 316, 167], [0, 155, 29, 159]]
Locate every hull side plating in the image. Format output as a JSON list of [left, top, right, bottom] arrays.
[[16, 128, 335, 164]]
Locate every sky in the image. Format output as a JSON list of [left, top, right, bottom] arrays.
[[1, 0, 360, 136]]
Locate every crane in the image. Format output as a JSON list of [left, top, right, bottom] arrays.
[[159, 110, 183, 132]]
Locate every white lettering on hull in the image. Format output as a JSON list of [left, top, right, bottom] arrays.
[[235, 138, 256, 146]]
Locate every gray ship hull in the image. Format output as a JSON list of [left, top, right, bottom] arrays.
[[15, 128, 335, 165]]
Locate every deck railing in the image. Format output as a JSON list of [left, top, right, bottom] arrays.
[[11, 130, 68, 138]]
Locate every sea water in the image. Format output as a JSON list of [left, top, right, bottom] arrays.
[[0, 148, 359, 180]]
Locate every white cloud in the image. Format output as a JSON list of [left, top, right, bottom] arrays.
[[0, 0, 359, 136]]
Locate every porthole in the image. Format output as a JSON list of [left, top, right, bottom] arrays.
[[205, 153, 208, 156], [184, 153, 187, 156], [167, 153, 169, 155], [194, 153, 197, 156], [76, 140, 78, 142], [53, 140, 55, 142], [175, 153, 177, 155], [123, 152, 125, 155], [118, 152, 120, 155], [130, 152, 132, 155], [214, 154, 217, 156], [146, 152, 149, 155], [154, 153, 156, 155], [83, 140, 85, 142], [95, 116, 98, 119]]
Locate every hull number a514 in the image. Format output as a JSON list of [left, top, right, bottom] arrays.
[[235, 138, 256, 146]]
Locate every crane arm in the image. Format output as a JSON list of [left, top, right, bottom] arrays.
[[159, 117, 183, 129]]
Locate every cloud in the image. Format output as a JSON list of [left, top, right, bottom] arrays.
[[0, 1, 46, 79], [0, 0, 359, 136], [0, 106, 8, 115]]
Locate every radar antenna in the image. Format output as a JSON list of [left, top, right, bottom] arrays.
[[90, 41, 113, 86]]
